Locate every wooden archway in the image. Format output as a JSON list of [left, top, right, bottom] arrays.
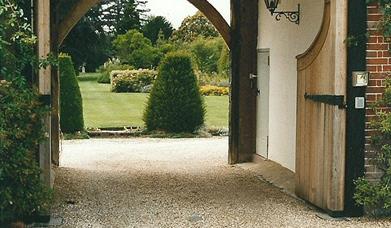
[[42, 0, 258, 177], [57, 0, 231, 47], [36, 0, 367, 217]]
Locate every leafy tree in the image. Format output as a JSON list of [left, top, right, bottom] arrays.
[[143, 52, 205, 133], [156, 32, 178, 56], [0, 0, 36, 81], [113, 29, 162, 68], [218, 43, 230, 77], [189, 37, 225, 74], [60, 13, 112, 72], [157, 41, 176, 56], [143, 16, 174, 44], [170, 11, 219, 43], [59, 0, 148, 72], [14, 0, 31, 20], [100, 0, 148, 35]]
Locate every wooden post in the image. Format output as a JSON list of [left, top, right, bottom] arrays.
[[37, 0, 51, 95], [344, 0, 366, 217], [51, 0, 60, 167], [229, 0, 259, 164], [36, 0, 53, 187]]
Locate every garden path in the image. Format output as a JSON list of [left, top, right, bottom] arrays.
[[51, 138, 391, 227]]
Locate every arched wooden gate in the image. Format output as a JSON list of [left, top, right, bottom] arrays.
[[296, 0, 347, 213], [295, 0, 367, 216]]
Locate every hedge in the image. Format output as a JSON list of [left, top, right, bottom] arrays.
[[59, 54, 84, 133], [143, 52, 205, 133], [97, 61, 133, 84], [111, 69, 157, 93], [0, 79, 52, 223]]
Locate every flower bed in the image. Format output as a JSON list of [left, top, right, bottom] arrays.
[[200, 85, 229, 96]]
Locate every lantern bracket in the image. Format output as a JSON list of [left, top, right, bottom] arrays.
[[267, 3, 300, 25]]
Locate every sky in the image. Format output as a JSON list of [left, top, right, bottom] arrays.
[[145, 0, 230, 28]]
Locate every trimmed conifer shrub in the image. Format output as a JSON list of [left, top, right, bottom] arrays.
[[143, 52, 205, 133], [59, 54, 84, 133]]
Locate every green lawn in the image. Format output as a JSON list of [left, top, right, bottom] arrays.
[[78, 73, 229, 129]]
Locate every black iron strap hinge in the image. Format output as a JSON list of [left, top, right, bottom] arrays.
[[39, 95, 51, 106], [304, 93, 346, 109]]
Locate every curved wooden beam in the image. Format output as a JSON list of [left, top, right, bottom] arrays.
[[296, 0, 331, 70], [57, 0, 231, 48], [58, 0, 100, 46], [187, 0, 231, 48]]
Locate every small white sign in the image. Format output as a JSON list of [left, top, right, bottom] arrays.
[[355, 97, 365, 109]]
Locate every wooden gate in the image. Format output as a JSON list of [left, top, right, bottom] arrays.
[[296, 0, 348, 213]]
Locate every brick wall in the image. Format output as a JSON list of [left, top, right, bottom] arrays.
[[365, 3, 388, 181]]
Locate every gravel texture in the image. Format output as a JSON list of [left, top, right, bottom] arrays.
[[52, 138, 391, 227]]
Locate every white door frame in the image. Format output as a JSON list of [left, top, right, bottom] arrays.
[[256, 48, 270, 159]]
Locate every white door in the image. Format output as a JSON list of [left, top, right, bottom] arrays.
[[256, 49, 270, 158]]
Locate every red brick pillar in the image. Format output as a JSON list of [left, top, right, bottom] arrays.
[[365, 2, 389, 181]]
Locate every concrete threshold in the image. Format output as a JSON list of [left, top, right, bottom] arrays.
[[237, 156, 353, 220], [236, 154, 296, 198]]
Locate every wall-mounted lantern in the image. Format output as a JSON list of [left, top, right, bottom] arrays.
[[264, 0, 300, 25]]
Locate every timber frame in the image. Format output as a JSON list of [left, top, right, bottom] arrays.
[[39, 0, 258, 176], [229, 0, 258, 163], [35, 0, 367, 217]]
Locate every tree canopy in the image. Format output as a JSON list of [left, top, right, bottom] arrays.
[[60, 0, 148, 72], [189, 37, 225, 74], [60, 9, 112, 72], [101, 0, 148, 35], [113, 29, 161, 68], [170, 11, 219, 43], [0, 0, 36, 81], [143, 16, 174, 45]]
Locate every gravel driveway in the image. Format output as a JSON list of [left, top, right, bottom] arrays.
[[52, 138, 391, 227]]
